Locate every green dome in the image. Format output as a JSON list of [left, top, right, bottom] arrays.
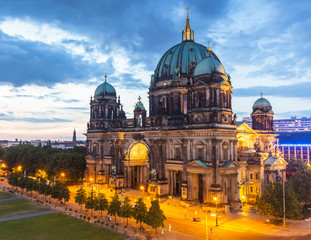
[[193, 57, 226, 76], [154, 41, 221, 82], [94, 81, 116, 97], [253, 97, 272, 108]]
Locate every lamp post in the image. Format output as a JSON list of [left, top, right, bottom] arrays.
[[140, 186, 145, 202], [214, 197, 218, 227]]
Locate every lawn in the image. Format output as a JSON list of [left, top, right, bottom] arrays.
[[0, 198, 48, 217], [0, 212, 126, 240], [0, 191, 14, 199]]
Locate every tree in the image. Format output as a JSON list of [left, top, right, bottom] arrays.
[[95, 193, 108, 218], [120, 196, 132, 226], [146, 199, 166, 233], [74, 187, 87, 211], [51, 182, 70, 202], [108, 194, 121, 222], [85, 188, 97, 216], [132, 198, 147, 230], [257, 182, 302, 220]]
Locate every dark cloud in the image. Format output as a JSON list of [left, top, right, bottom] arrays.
[[234, 81, 311, 98]]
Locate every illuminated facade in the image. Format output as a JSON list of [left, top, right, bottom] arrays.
[[85, 12, 285, 210]]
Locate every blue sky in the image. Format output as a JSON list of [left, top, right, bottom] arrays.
[[0, 0, 311, 140]]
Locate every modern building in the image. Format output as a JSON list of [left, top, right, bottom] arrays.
[[242, 116, 311, 133], [277, 132, 311, 164], [85, 12, 286, 210]]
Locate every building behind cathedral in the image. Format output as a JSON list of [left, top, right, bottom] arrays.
[[85, 12, 287, 210]]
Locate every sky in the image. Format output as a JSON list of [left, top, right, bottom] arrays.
[[0, 0, 311, 141]]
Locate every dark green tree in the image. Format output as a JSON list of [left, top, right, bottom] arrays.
[[74, 187, 87, 211], [85, 188, 97, 216], [108, 194, 121, 222], [120, 196, 132, 226], [51, 183, 70, 202], [257, 182, 302, 220], [132, 198, 147, 230], [95, 193, 108, 218], [146, 199, 166, 233]]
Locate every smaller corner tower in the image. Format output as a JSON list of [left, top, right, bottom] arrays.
[[251, 93, 274, 132]]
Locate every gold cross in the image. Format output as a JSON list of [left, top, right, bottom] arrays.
[[186, 6, 190, 18], [260, 92, 263, 97], [138, 95, 141, 102]]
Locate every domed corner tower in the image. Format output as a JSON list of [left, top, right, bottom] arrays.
[[87, 75, 126, 132], [251, 93, 274, 132], [148, 12, 235, 128]]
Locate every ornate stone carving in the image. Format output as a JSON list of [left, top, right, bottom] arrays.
[[150, 169, 157, 180], [132, 133, 145, 140]]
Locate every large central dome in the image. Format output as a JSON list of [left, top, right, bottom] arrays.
[[153, 15, 224, 83], [154, 41, 221, 82]]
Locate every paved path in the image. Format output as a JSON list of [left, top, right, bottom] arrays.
[[0, 210, 57, 222], [0, 197, 20, 202]]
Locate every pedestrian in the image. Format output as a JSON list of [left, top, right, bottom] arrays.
[[169, 224, 171, 232], [161, 228, 164, 234]]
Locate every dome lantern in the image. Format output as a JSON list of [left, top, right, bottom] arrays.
[[182, 7, 194, 42]]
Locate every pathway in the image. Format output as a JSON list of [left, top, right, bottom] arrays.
[[0, 209, 57, 222], [0, 197, 20, 202]]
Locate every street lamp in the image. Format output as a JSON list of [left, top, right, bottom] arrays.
[[140, 186, 145, 202], [214, 197, 218, 227], [17, 165, 22, 171], [61, 172, 65, 177]]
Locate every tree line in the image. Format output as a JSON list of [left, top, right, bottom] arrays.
[[74, 187, 166, 233], [256, 159, 311, 220], [8, 172, 71, 202], [0, 144, 86, 182]]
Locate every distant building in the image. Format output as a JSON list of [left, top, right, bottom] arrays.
[[73, 129, 77, 142], [274, 117, 311, 132], [277, 132, 311, 164], [242, 116, 311, 132], [0, 139, 85, 149]]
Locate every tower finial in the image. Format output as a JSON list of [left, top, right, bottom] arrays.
[[182, 6, 194, 42], [186, 6, 190, 18], [138, 95, 142, 102], [104, 73, 107, 82], [260, 92, 263, 98]]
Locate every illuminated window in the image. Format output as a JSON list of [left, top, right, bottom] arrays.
[[250, 173, 253, 180]]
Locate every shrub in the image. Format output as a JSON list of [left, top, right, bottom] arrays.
[[115, 223, 119, 226], [94, 216, 97, 219], [101, 222, 105, 225], [111, 225, 114, 229], [83, 216, 86, 220], [105, 223, 109, 227], [79, 215, 83, 218], [87, 217, 91, 221], [124, 225, 127, 228], [69, 208, 72, 211]]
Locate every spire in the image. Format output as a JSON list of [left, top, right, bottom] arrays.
[[260, 92, 263, 98], [73, 128, 76, 142], [104, 73, 107, 82], [182, 6, 194, 42]]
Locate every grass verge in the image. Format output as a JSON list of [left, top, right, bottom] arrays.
[[0, 191, 14, 199], [0, 198, 47, 217], [0, 212, 126, 240]]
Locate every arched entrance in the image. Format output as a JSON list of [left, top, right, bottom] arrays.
[[124, 141, 149, 189]]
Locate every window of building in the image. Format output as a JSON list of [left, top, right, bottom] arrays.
[[256, 173, 259, 180], [250, 186, 253, 193], [197, 148, 203, 160], [175, 148, 181, 159]]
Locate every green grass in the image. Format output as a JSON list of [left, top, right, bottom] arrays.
[[0, 199, 47, 217], [0, 191, 14, 199], [0, 212, 126, 240]]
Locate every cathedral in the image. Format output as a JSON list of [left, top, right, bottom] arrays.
[[85, 12, 287, 211]]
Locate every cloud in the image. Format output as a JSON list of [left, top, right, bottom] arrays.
[[0, 116, 72, 123], [234, 81, 311, 98]]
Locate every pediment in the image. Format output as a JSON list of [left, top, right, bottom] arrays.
[[221, 161, 240, 168], [185, 160, 208, 168], [237, 123, 257, 135]]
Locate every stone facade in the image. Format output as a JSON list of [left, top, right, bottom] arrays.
[[85, 14, 286, 211]]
